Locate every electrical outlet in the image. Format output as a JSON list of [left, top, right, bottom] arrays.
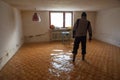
[[16, 44, 19, 47], [118, 42, 120, 45], [21, 37, 24, 41], [0, 57, 2, 64], [6, 53, 9, 56]]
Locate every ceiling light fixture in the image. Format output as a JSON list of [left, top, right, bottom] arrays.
[[32, 8, 41, 22]]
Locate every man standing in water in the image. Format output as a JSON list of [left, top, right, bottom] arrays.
[[72, 12, 92, 62]]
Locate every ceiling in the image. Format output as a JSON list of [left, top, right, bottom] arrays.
[[2, 0, 120, 11]]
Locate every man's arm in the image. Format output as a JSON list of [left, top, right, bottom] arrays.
[[88, 21, 92, 41], [73, 19, 79, 38]]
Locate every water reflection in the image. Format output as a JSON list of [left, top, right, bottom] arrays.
[[52, 49, 63, 52], [49, 49, 74, 78]]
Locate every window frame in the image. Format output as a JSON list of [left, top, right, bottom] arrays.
[[49, 11, 73, 28]]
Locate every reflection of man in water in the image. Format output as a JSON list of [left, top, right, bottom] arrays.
[[72, 12, 92, 62]]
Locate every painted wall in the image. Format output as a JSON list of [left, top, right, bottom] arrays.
[[22, 11, 50, 42], [22, 11, 96, 42], [95, 7, 120, 47], [0, 1, 23, 70]]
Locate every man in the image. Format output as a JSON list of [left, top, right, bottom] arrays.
[[72, 12, 92, 62]]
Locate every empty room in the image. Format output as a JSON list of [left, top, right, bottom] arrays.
[[0, 0, 120, 80]]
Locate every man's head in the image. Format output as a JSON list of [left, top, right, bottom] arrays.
[[81, 12, 87, 19]]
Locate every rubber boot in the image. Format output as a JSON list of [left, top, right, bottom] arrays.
[[82, 54, 85, 61], [73, 54, 76, 62]]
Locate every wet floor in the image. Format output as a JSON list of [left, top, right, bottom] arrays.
[[0, 41, 120, 80], [49, 49, 74, 80]]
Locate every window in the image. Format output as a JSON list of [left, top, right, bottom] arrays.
[[65, 13, 72, 27], [50, 11, 73, 28]]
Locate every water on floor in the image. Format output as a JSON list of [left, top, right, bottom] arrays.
[[49, 49, 74, 79], [0, 41, 120, 80]]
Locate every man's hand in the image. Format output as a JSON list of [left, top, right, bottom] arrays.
[[89, 37, 92, 42], [73, 30, 75, 38], [73, 35, 75, 38]]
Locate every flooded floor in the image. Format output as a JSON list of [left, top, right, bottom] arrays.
[[0, 40, 120, 80]]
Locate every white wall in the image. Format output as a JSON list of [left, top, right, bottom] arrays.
[[22, 11, 50, 42], [95, 7, 120, 47], [22, 11, 96, 42], [0, 1, 23, 70]]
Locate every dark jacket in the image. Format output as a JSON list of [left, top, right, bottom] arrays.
[[73, 18, 92, 38]]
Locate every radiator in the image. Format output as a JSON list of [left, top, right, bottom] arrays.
[[50, 30, 71, 41]]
